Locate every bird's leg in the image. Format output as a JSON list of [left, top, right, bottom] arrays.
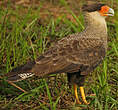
[[74, 84, 81, 104], [80, 86, 89, 105]]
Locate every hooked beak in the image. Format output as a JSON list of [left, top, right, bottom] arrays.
[[106, 8, 114, 16]]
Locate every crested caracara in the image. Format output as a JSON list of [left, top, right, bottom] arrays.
[[5, 3, 114, 104]]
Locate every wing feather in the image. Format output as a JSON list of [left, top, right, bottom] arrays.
[[32, 37, 106, 76]]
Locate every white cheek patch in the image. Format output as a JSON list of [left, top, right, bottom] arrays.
[[18, 73, 34, 79]]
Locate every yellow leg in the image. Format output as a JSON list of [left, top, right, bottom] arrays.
[[80, 86, 89, 105], [74, 84, 81, 104]]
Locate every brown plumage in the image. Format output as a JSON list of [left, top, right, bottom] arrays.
[[6, 3, 114, 104]]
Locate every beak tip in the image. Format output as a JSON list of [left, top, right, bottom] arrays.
[[109, 8, 114, 16]]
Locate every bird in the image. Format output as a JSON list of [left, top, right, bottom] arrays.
[[5, 3, 114, 105]]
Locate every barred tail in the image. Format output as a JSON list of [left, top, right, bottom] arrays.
[[7, 72, 35, 82], [6, 61, 36, 82]]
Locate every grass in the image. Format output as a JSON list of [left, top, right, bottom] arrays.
[[0, 0, 118, 109]]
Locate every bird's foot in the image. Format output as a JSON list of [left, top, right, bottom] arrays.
[[74, 84, 82, 104], [74, 84, 89, 105], [82, 98, 89, 105], [80, 86, 89, 105]]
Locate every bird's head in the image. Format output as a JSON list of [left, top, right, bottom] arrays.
[[82, 3, 114, 17], [82, 3, 114, 28], [99, 5, 114, 17]]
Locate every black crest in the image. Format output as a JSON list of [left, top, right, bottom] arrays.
[[82, 3, 106, 12]]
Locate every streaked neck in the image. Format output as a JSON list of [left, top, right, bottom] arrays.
[[84, 11, 107, 34]]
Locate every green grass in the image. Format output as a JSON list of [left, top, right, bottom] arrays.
[[0, 0, 118, 109]]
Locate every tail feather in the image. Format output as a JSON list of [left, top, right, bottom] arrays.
[[6, 61, 36, 82]]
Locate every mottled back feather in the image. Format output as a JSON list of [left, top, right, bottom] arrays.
[[31, 36, 106, 76]]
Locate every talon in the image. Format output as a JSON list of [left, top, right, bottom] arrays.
[[80, 86, 89, 105], [74, 84, 81, 104]]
